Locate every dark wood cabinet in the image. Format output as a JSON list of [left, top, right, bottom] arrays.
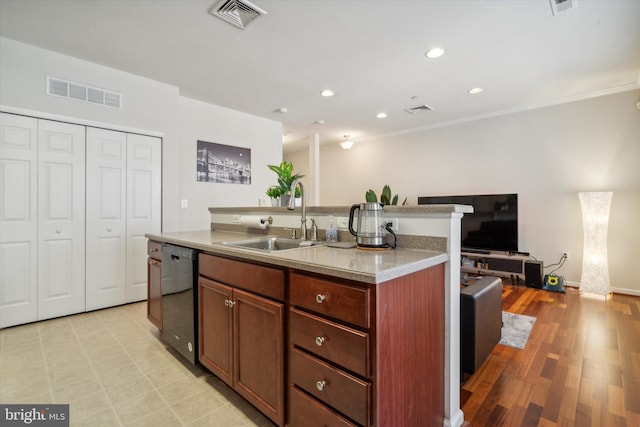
[[199, 254, 285, 427], [289, 264, 445, 427], [146, 240, 162, 329]]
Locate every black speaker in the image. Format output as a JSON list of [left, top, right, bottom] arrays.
[[525, 261, 543, 289]]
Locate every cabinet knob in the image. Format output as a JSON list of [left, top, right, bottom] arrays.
[[315, 294, 326, 304], [107, 227, 112, 232], [55, 229, 62, 234], [315, 336, 326, 346], [316, 380, 327, 391]]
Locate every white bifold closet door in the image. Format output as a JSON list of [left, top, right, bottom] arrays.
[[85, 128, 127, 310], [125, 133, 161, 303], [37, 119, 86, 320], [0, 113, 86, 328], [86, 128, 160, 310], [0, 113, 38, 327]]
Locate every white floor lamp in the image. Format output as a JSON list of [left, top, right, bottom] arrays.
[[578, 191, 613, 298]]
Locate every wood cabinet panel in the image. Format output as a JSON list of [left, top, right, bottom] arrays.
[[289, 386, 358, 427], [234, 288, 284, 425], [147, 240, 161, 261], [199, 277, 233, 386], [147, 257, 162, 330], [290, 272, 369, 328], [199, 254, 284, 301], [290, 348, 370, 426], [290, 308, 369, 377]]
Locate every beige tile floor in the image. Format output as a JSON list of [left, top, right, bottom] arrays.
[[0, 302, 275, 426]]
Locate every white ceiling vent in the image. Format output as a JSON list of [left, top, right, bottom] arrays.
[[549, 0, 578, 16], [46, 76, 121, 109], [209, 0, 267, 29], [405, 104, 434, 115]]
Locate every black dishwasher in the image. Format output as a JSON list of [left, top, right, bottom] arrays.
[[161, 243, 198, 364]]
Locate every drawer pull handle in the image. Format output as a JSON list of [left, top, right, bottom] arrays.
[[315, 336, 326, 346], [55, 229, 62, 234], [315, 294, 326, 304], [316, 380, 327, 391]]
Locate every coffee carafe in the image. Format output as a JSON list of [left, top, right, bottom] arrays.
[[348, 202, 396, 249]]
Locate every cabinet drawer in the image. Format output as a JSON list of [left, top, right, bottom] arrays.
[[289, 386, 358, 427], [199, 253, 284, 301], [290, 348, 370, 426], [290, 273, 369, 328], [290, 308, 369, 377], [147, 240, 162, 260]]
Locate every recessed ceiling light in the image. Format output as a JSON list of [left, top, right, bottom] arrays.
[[314, 119, 325, 125], [425, 47, 445, 59], [320, 89, 334, 97], [468, 87, 484, 94], [376, 112, 387, 119], [275, 107, 287, 113]]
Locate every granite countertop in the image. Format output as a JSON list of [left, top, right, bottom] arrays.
[[146, 230, 448, 284]]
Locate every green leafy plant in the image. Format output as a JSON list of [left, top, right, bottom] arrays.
[[365, 185, 407, 205], [267, 161, 304, 197], [265, 186, 282, 199]]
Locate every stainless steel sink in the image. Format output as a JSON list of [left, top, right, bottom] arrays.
[[221, 237, 315, 252]]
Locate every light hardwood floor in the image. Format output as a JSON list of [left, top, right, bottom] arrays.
[[462, 284, 640, 426]]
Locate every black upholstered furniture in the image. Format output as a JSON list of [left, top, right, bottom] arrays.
[[460, 276, 502, 375]]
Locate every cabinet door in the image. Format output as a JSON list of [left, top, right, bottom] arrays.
[[86, 127, 127, 310], [147, 258, 162, 329], [0, 113, 38, 328], [234, 288, 284, 426], [199, 277, 233, 385], [126, 134, 161, 303], [37, 119, 86, 320]]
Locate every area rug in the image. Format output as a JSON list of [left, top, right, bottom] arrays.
[[499, 311, 536, 350]]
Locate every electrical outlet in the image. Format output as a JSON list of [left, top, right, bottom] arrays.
[[386, 218, 399, 232], [562, 251, 570, 260], [336, 217, 349, 229], [180, 199, 188, 209]]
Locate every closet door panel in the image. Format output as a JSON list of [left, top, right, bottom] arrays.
[[0, 113, 38, 328], [37, 119, 85, 320], [86, 128, 127, 310], [126, 134, 161, 302]]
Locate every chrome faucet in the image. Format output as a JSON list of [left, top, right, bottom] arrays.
[[287, 178, 306, 240]]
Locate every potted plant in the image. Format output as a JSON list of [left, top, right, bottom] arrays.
[[267, 161, 304, 206], [265, 186, 282, 206], [365, 185, 407, 205]]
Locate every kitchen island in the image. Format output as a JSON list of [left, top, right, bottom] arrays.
[[147, 204, 469, 427]]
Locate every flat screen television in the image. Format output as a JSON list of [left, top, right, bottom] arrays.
[[417, 193, 518, 253]]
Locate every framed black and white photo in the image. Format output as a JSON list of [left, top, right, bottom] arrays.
[[196, 140, 251, 184]]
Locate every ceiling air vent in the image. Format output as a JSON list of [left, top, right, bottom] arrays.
[[209, 0, 267, 29], [549, 0, 578, 15], [404, 104, 435, 115], [46, 76, 122, 109]]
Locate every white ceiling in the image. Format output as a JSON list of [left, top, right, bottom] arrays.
[[1, 0, 639, 153]]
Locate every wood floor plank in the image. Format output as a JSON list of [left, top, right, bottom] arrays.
[[461, 284, 640, 426]]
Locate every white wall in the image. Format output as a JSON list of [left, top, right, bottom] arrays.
[[286, 91, 640, 295], [1, 37, 283, 232]]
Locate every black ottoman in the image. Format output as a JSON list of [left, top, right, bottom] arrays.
[[460, 276, 502, 375]]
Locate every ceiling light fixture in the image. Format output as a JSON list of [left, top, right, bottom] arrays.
[[314, 119, 325, 125], [320, 89, 334, 97], [376, 112, 387, 119], [275, 107, 287, 113], [468, 87, 484, 94], [339, 135, 354, 150], [425, 47, 445, 59]]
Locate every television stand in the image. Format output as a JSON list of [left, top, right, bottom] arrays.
[[461, 251, 528, 284]]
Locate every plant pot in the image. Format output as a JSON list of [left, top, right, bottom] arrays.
[[280, 194, 290, 207], [295, 197, 301, 207], [270, 197, 280, 207]]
